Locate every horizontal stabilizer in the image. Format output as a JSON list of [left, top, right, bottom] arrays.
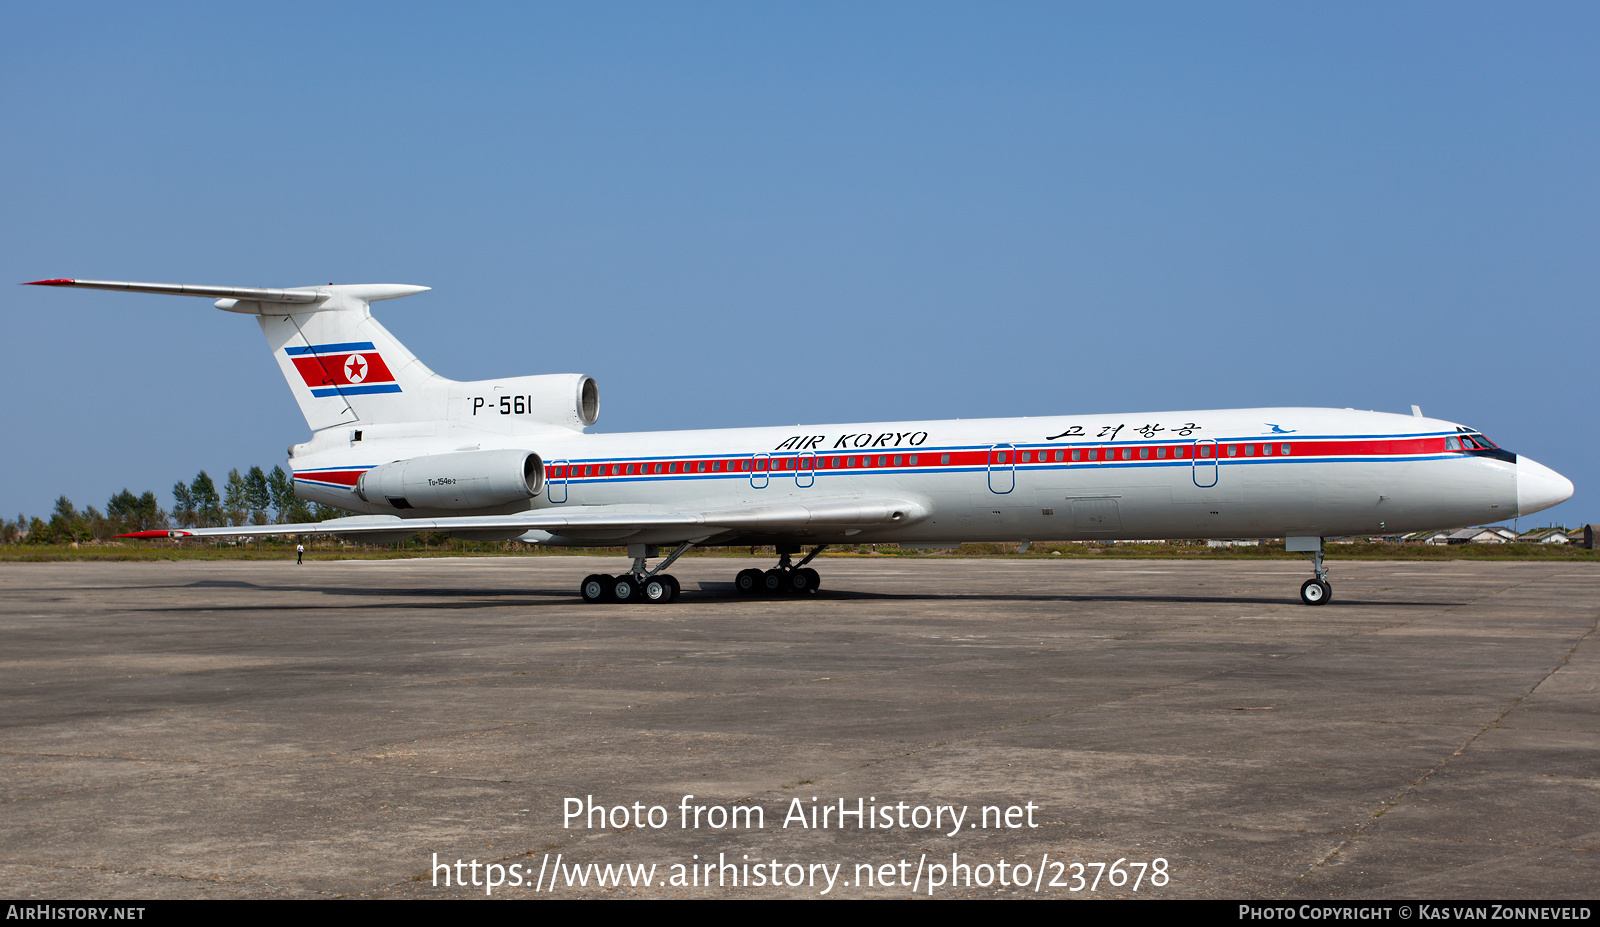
[[27, 278, 322, 304], [25, 279, 430, 305]]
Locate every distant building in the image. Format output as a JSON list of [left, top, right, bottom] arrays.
[[1444, 526, 1518, 544], [1517, 527, 1570, 544], [1404, 529, 1454, 545]]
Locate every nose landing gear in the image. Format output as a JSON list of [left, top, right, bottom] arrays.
[[737, 544, 827, 596], [1291, 536, 1331, 606]]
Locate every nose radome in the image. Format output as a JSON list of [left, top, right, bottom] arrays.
[[1517, 456, 1575, 517]]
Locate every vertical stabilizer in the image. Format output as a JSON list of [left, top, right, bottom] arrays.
[[251, 287, 447, 430]]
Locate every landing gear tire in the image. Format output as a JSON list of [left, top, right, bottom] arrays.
[[663, 574, 681, 602], [581, 574, 610, 603], [798, 567, 820, 593], [613, 575, 641, 603], [784, 566, 812, 595], [642, 576, 671, 603], [1300, 578, 1331, 606], [762, 568, 787, 594], [736, 568, 763, 595]]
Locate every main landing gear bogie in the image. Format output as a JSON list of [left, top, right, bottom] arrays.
[[739, 565, 820, 595], [581, 572, 681, 604], [737, 545, 826, 596], [580, 541, 695, 605]]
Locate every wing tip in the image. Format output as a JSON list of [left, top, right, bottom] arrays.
[[24, 279, 74, 286], [116, 530, 190, 539]]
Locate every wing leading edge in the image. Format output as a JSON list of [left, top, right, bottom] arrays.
[[119, 496, 931, 541]]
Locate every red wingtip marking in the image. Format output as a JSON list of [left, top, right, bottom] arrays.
[[117, 530, 182, 539], [24, 279, 75, 286]]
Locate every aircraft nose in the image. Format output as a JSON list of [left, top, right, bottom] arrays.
[[1517, 456, 1575, 517]]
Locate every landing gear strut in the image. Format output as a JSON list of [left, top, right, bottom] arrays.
[[737, 544, 826, 596], [580, 541, 694, 604]]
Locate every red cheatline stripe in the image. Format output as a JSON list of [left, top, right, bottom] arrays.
[[545, 437, 1455, 480], [295, 470, 366, 486]]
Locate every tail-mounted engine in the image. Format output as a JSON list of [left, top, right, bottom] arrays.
[[450, 374, 599, 430], [356, 449, 543, 511]]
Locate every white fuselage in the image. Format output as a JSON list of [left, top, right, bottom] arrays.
[[289, 406, 1548, 547]]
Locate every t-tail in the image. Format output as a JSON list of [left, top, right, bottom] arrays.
[[24, 279, 599, 433]]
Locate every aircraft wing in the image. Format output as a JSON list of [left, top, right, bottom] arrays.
[[118, 495, 930, 541]]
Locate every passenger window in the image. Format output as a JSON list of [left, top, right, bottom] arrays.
[[1021, 451, 1031, 463], [893, 455, 902, 466], [1200, 446, 1211, 459], [879, 456, 888, 467], [1262, 444, 1272, 456], [1245, 445, 1255, 456], [1071, 450, 1081, 462], [1054, 450, 1064, 461], [1281, 444, 1291, 455], [1088, 449, 1098, 460], [941, 454, 950, 465], [909, 455, 918, 465], [1156, 447, 1166, 459], [1227, 445, 1238, 457], [1139, 447, 1149, 459]]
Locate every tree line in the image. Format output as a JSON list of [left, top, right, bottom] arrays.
[[3, 466, 345, 544]]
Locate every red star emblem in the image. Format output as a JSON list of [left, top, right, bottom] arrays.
[[344, 354, 368, 383]]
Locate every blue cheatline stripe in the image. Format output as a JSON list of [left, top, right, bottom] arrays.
[[310, 383, 403, 397], [285, 342, 377, 356]]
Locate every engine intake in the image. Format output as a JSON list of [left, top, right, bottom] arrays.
[[356, 449, 543, 511]]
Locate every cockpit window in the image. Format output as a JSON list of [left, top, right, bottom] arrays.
[[1445, 436, 1461, 451], [1454, 429, 1515, 462]]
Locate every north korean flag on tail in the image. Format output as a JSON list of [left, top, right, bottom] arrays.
[[286, 342, 402, 396]]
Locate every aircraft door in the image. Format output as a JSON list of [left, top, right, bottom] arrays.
[[988, 444, 1016, 494], [797, 451, 815, 488], [750, 452, 770, 489], [547, 459, 569, 504], [1193, 439, 1218, 488]]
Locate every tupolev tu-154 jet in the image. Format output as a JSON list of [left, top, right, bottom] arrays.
[[28, 278, 1574, 606]]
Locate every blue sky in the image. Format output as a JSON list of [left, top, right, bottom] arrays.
[[3, 3, 1595, 527]]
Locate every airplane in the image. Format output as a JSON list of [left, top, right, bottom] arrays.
[[27, 278, 1575, 606]]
